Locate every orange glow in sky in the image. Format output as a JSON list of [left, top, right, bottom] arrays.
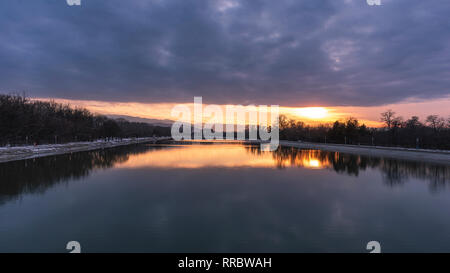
[[35, 96, 450, 128], [294, 107, 328, 119]]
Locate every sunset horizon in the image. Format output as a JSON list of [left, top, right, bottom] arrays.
[[1, 1, 449, 129], [29, 95, 450, 128]]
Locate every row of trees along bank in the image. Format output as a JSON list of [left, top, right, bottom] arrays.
[[0, 94, 171, 146], [279, 110, 450, 150]]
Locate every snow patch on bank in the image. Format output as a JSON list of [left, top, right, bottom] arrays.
[[0, 137, 171, 163]]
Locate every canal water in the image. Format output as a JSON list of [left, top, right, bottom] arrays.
[[0, 143, 449, 252]]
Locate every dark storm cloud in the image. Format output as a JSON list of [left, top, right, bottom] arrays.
[[0, 0, 449, 106]]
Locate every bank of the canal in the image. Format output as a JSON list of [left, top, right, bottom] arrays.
[[0, 137, 172, 163]]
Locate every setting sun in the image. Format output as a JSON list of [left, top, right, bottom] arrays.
[[295, 107, 328, 119]]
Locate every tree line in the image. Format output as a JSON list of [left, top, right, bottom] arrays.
[[279, 110, 450, 150], [0, 94, 170, 146]]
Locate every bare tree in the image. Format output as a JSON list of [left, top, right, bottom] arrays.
[[392, 116, 404, 129], [380, 109, 396, 129], [406, 116, 421, 129], [426, 115, 445, 133]]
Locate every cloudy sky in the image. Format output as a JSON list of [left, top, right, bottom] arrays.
[[0, 0, 449, 121]]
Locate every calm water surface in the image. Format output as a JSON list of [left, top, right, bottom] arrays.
[[0, 143, 450, 252]]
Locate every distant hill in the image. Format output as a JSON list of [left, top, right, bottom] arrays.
[[107, 114, 173, 127]]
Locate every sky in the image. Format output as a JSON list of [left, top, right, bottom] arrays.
[[1, 0, 449, 124]]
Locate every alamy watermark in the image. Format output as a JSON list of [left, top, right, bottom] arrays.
[[66, 0, 81, 6], [66, 241, 81, 253], [66, 1, 381, 7], [367, 0, 381, 6], [64, 240, 380, 253], [170, 97, 279, 151], [366, 241, 381, 253]]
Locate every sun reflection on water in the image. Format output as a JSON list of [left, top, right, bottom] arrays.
[[304, 159, 321, 168], [115, 144, 329, 169]]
